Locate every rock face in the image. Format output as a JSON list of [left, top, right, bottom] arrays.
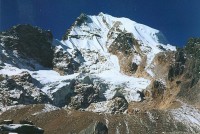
[[62, 13, 89, 40], [0, 71, 50, 108], [108, 97, 128, 114], [150, 80, 166, 99], [53, 48, 81, 75], [0, 13, 200, 133], [109, 32, 140, 75], [69, 83, 100, 109], [174, 38, 200, 108], [0, 24, 54, 68]]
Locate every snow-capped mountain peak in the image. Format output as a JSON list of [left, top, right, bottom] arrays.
[[0, 13, 177, 109], [61, 13, 176, 77], [56, 13, 177, 104]]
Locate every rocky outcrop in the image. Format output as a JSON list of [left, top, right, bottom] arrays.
[[175, 38, 200, 107], [107, 97, 128, 114], [62, 13, 93, 40], [0, 71, 50, 107], [130, 37, 200, 111], [150, 80, 166, 99], [142, 38, 200, 109], [68, 83, 100, 109], [0, 24, 54, 68], [108, 32, 141, 75], [151, 51, 175, 80], [168, 50, 186, 81], [53, 48, 81, 75], [67, 76, 102, 110], [51, 79, 76, 107]]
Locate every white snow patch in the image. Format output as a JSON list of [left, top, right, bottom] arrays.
[[97, 70, 150, 102], [32, 104, 60, 115], [132, 55, 141, 65], [124, 118, 130, 134], [86, 101, 112, 113], [147, 111, 156, 122], [0, 64, 25, 76], [170, 103, 200, 132], [30, 70, 78, 85], [0, 124, 43, 131], [0, 105, 26, 115], [0, 63, 78, 95]]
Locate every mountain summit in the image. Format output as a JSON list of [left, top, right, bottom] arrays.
[[0, 13, 200, 133], [58, 12, 176, 103]]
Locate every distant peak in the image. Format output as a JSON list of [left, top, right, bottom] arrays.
[[74, 13, 88, 26], [79, 13, 87, 18], [98, 12, 105, 16]]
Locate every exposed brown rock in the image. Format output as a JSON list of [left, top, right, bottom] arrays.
[[53, 48, 81, 75], [0, 104, 196, 134], [108, 32, 142, 75], [151, 51, 175, 80]]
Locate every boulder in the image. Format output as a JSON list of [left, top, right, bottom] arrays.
[[68, 83, 99, 109], [0, 124, 44, 134], [79, 121, 108, 134], [151, 80, 166, 99], [109, 97, 128, 114]]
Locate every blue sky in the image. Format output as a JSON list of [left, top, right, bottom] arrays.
[[0, 0, 200, 47]]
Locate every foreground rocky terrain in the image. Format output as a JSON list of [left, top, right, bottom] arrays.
[[0, 13, 200, 133], [0, 104, 199, 134]]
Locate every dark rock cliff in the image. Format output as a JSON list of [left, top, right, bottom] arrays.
[[0, 24, 54, 68]]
